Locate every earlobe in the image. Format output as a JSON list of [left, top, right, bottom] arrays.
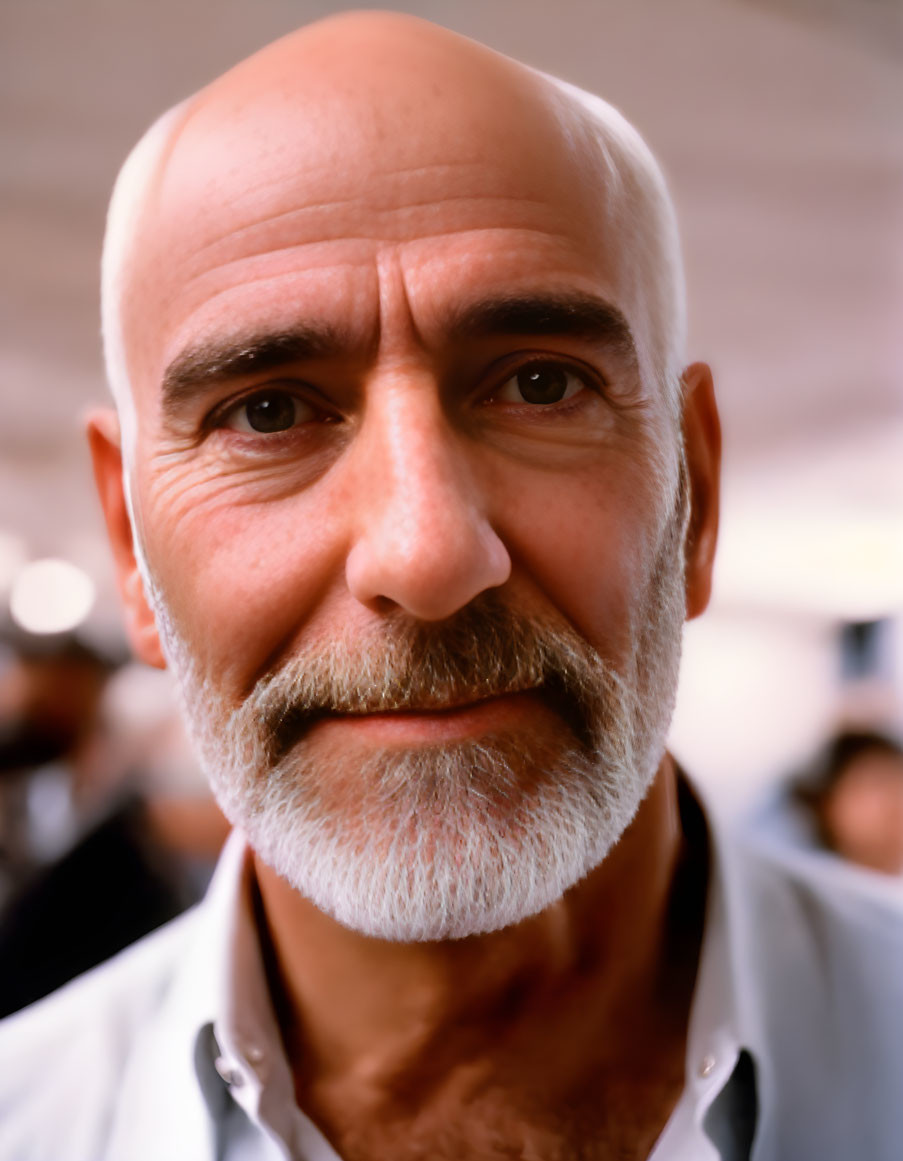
[[679, 363, 721, 620], [86, 409, 166, 669]]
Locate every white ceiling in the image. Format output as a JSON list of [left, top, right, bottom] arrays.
[[1, 0, 901, 626]]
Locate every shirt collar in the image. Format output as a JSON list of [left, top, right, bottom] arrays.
[[101, 831, 248, 1161], [650, 778, 762, 1160], [687, 781, 756, 1077], [206, 833, 303, 1154]]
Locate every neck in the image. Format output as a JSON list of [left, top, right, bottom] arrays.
[[254, 756, 702, 1111]]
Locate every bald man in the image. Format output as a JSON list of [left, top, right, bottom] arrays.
[[1, 13, 902, 1161]]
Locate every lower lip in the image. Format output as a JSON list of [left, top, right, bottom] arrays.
[[308, 691, 548, 746]]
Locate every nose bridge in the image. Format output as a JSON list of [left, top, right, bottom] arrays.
[[344, 370, 511, 619], [379, 377, 463, 529]]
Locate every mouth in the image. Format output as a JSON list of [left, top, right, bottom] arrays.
[[267, 676, 593, 762], [321, 690, 548, 742]]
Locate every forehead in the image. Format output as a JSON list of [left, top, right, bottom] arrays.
[[121, 39, 633, 399]]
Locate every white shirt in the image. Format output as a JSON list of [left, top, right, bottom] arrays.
[[2, 790, 903, 1160]]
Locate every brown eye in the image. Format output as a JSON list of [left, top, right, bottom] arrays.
[[223, 390, 315, 433], [496, 363, 585, 406]]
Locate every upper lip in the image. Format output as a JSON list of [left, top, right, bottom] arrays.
[[315, 681, 595, 755], [325, 689, 536, 717], [269, 685, 543, 760]]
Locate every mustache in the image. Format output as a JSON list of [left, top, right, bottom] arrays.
[[241, 592, 627, 764]]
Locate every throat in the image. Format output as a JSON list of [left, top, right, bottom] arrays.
[[293, 1014, 691, 1161], [252, 762, 708, 1160]]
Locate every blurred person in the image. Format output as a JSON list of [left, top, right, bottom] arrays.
[[794, 730, 903, 876], [0, 13, 902, 1160], [0, 631, 116, 885], [0, 638, 228, 1015]]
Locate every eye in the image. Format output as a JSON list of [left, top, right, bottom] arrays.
[[494, 361, 587, 406], [220, 388, 317, 434]]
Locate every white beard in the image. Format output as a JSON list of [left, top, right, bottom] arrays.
[[149, 489, 687, 943]]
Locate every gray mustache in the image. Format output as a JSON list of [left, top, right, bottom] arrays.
[[243, 594, 622, 764]]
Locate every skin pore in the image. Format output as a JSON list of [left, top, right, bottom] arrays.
[[89, 13, 721, 1158]]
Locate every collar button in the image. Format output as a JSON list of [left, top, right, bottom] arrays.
[[698, 1053, 717, 1079], [214, 1055, 246, 1088]]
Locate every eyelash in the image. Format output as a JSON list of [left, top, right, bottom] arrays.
[[206, 385, 335, 435], [483, 356, 603, 409]]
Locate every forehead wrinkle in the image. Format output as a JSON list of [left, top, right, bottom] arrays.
[[140, 222, 564, 372], [174, 191, 564, 281], [181, 196, 367, 266], [172, 249, 373, 305], [149, 220, 604, 394]]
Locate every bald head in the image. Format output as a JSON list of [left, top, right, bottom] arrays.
[[102, 12, 685, 460]]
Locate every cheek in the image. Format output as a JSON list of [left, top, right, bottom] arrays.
[[136, 468, 344, 692], [493, 459, 664, 657]]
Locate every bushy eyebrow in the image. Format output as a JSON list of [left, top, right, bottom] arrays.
[[159, 291, 638, 417], [445, 292, 638, 369], [160, 324, 348, 417]]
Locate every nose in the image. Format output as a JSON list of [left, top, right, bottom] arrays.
[[344, 381, 511, 620]]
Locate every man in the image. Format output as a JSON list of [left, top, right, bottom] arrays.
[[1, 12, 901, 1160]]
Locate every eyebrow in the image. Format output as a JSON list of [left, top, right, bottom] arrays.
[[161, 324, 347, 417], [446, 292, 638, 367], [159, 291, 638, 416]]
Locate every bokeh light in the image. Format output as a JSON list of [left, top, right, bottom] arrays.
[[9, 558, 96, 635]]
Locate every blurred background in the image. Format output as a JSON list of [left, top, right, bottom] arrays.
[[0, 0, 901, 883]]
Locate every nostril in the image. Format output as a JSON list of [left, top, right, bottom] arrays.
[[345, 514, 511, 621]]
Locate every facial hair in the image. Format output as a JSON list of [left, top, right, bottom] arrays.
[[150, 489, 688, 943]]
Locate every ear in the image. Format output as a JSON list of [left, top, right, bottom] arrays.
[[86, 409, 166, 669], [680, 363, 721, 620]]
